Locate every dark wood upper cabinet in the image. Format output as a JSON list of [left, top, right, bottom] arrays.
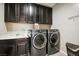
[[43, 7, 48, 24], [5, 3, 52, 24], [5, 3, 18, 22], [35, 4, 39, 23], [19, 3, 28, 23], [48, 8, 52, 24], [27, 3, 36, 24], [19, 3, 37, 24], [46, 7, 52, 24], [38, 5, 43, 24], [31, 4, 38, 23], [5, 3, 8, 22]]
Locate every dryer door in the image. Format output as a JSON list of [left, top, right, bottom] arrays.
[[50, 32, 60, 46], [33, 33, 47, 49]]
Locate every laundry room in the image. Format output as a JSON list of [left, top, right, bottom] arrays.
[[0, 2, 79, 56]]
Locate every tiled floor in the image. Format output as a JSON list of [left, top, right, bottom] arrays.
[[49, 52, 67, 56]]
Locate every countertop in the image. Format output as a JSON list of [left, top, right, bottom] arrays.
[[0, 30, 29, 40]]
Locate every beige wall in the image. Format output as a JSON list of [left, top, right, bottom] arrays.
[[5, 22, 51, 31], [52, 3, 79, 54], [5, 22, 33, 31]]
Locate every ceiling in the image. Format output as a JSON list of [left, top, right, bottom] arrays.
[[38, 3, 56, 7]]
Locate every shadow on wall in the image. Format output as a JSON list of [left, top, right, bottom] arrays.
[[0, 3, 7, 35]]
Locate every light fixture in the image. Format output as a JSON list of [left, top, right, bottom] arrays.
[[33, 23, 39, 29]]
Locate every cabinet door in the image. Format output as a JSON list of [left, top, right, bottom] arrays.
[[34, 4, 39, 23], [0, 40, 9, 56], [17, 42, 28, 56], [27, 3, 36, 24], [8, 44, 17, 56], [46, 8, 52, 24], [19, 3, 37, 24], [5, 3, 9, 22], [48, 8, 52, 24], [39, 5, 44, 24], [7, 39, 17, 56], [8, 3, 18, 22], [5, 3, 18, 22], [19, 3, 28, 23], [43, 6, 47, 24]]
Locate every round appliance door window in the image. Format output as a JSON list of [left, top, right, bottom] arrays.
[[33, 33, 47, 49], [50, 32, 59, 46]]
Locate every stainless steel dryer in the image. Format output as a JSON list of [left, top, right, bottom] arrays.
[[30, 29, 48, 56], [48, 29, 60, 55]]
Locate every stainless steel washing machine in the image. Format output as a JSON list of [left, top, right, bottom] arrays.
[[48, 29, 60, 55], [30, 29, 48, 56]]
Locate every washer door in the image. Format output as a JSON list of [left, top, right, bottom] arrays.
[[50, 32, 59, 46], [33, 33, 47, 49]]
